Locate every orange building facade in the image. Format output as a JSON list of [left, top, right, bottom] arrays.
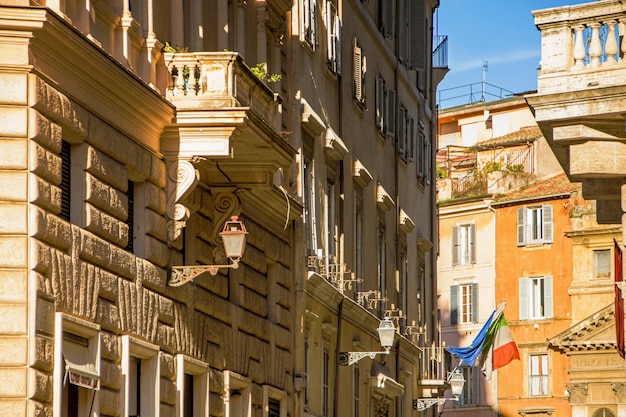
[[492, 175, 584, 417]]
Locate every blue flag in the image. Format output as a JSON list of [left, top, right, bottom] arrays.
[[447, 305, 500, 366]]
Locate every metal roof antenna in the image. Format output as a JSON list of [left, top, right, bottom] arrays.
[[481, 60, 488, 102]]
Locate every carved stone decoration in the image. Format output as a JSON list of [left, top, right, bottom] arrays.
[[613, 382, 626, 403], [271, 21, 286, 46], [166, 160, 200, 245], [210, 192, 242, 262], [375, 397, 390, 417], [566, 382, 588, 404]]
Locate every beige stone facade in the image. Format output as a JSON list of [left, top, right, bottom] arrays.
[[0, 0, 445, 417], [526, 0, 626, 416]]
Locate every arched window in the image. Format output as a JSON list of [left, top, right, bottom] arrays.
[[593, 408, 616, 417]]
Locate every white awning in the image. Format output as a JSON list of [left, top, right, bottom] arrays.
[[63, 340, 100, 390]]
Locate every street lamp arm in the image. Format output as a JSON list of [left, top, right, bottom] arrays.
[[338, 349, 390, 366]]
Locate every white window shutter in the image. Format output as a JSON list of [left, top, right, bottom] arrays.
[[517, 207, 526, 246], [544, 275, 554, 318], [542, 204, 553, 243], [519, 277, 529, 320], [387, 89, 396, 137], [452, 225, 459, 266], [353, 42, 362, 100], [469, 223, 476, 263]]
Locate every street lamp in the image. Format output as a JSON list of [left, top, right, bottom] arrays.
[[169, 216, 248, 286], [339, 317, 396, 366], [413, 369, 465, 411]]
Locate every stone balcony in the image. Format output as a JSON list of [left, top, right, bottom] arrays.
[[527, 0, 626, 225], [160, 52, 298, 243]]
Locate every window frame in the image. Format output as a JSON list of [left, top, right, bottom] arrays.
[[122, 335, 160, 417], [353, 39, 366, 107], [177, 355, 210, 417], [325, 1, 341, 74], [302, 0, 318, 48], [528, 353, 548, 397], [452, 223, 476, 266], [54, 313, 101, 417], [594, 248, 611, 279], [450, 282, 478, 325], [517, 205, 553, 246], [519, 276, 554, 320]]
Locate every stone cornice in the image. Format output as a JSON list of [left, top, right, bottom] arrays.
[[549, 303, 615, 352]]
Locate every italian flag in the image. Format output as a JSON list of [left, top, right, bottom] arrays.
[[477, 312, 520, 382]]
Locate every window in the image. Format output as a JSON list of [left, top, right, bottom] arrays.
[[594, 249, 611, 279], [375, 76, 396, 138], [355, 192, 364, 297], [353, 365, 360, 417], [60, 140, 71, 221], [54, 314, 101, 417], [458, 366, 478, 406], [122, 336, 159, 417], [263, 386, 287, 417], [397, 106, 407, 155], [528, 354, 548, 396], [417, 133, 425, 177], [323, 347, 330, 417], [378, 0, 392, 38], [126, 180, 134, 252], [398, 0, 410, 63], [450, 283, 477, 325], [326, 178, 337, 256], [408, 0, 426, 90], [519, 276, 554, 320], [326, 1, 341, 74], [377, 216, 386, 317], [304, 336, 310, 408], [303, 151, 318, 255], [303, 0, 318, 48], [593, 409, 616, 417], [353, 39, 366, 107], [224, 371, 250, 417], [178, 355, 210, 417], [517, 205, 553, 246], [452, 224, 476, 266]]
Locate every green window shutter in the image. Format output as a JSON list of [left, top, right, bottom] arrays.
[[544, 275, 554, 318], [542, 204, 553, 243], [450, 285, 458, 325], [517, 207, 526, 246], [519, 277, 529, 320]]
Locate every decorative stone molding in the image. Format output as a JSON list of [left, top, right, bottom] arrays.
[[399, 209, 415, 234], [324, 127, 348, 161], [210, 191, 242, 263], [613, 382, 626, 403], [566, 382, 588, 404], [375, 397, 390, 417], [165, 160, 199, 245], [376, 184, 395, 212], [353, 159, 373, 187]]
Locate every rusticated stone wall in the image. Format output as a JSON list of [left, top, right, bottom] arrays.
[[0, 70, 294, 416]]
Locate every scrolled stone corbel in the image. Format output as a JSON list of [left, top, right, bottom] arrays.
[[166, 160, 199, 245]]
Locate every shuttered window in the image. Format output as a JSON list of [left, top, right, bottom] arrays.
[[60, 140, 71, 222], [126, 181, 134, 253], [326, 1, 341, 74], [353, 40, 366, 106], [450, 283, 477, 325], [408, 0, 426, 90], [452, 223, 476, 266], [517, 205, 553, 246], [519, 276, 554, 320]]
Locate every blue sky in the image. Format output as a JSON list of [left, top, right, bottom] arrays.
[[436, 0, 590, 108]]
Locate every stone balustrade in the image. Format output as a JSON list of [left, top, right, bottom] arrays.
[[534, 0, 626, 94], [164, 52, 282, 133]]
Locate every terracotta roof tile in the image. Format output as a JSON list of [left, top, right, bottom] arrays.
[[494, 173, 580, 203], [473, 126, 542, 150]]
